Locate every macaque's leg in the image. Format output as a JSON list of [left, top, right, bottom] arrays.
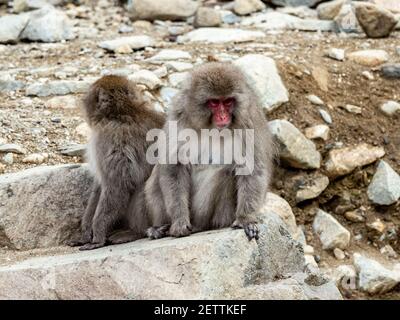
[[68, 182, 101, 247], [80, 187, 130, 250], [107, 230, 142, 245]]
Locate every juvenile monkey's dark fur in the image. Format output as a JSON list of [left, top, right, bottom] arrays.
[[69, 75, 165, 250], [145, 62, 275, 241]]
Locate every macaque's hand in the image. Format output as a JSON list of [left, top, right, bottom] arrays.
[[169, 218, 192, 237], [232, 216, 259, 241]]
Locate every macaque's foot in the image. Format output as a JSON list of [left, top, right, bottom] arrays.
[[67, 233, 91, 247], [169, 219, 192, 237], [232, 218, 259, 241], [146, 224, 170, 240], [108, 230, 141, 244], [79, 242, 106, 251]]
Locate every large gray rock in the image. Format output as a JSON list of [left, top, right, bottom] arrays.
[[20, 6, 75, 42], [128, 0, 199, 21], [26, 79, 93, 96], [354, 253, 400, 295], [98, 36, 155, 52], [367, 160, 400, 206], [267, 0, 324, 7], [0, 164, 92, 250], [268, 120, 321, 169], [178, 28, 265, 43], [325, 143, 385, 178], [241, 11, 335, 32], [317, 0, 345, 20], [234, 54, 289, 111], [355, 2, 398, 38], [313, 209, 350, 250], [0, 13, 30, 43], [0, 213, 341, 299], [193, 7, 222, 27], [0, 74, 25, 92]]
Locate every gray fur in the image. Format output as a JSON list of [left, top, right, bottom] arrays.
[[69, 75, 165, 250], [145, 62, 275, 240]]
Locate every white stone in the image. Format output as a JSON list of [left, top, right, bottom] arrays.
[[128, 70, 162, 90], [0, 13, 30, 43], [326, 48, 345, 61], [22, 153, 48, 164], [234, 54, 289, 111], [99, 36, 155, 52], [178, 28, 265, 44], [307, 94, 324, 105], [313, 209, 350, 250], [304, 124, 330, 141], [354, 253, 400, 295], [380, 100, 400, 116], [168, 72, 188, 88]]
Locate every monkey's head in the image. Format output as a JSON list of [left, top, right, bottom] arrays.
[[83, 75, 146, 126], [181, 62, 254, 130]]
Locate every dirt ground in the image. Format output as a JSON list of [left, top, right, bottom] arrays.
[[0, 3, 399, 300]]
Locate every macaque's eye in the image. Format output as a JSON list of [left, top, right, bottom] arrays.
[[207, 99, 220, 108], [223, 97, 235, 107]]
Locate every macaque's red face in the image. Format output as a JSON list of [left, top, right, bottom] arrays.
[[206, 97, 235, 128]]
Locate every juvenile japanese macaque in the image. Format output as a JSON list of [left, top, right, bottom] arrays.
[[145, 62, 274, 241], [69, 75, 165, 250]]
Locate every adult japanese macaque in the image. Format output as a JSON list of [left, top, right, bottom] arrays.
[[145, 62, 274, 241], [68, 75, 165, 250]]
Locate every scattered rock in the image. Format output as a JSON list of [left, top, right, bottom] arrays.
[[178, 28, 265, 44], [234, 54, 289, 111], [295, 174, 329, 203], [233, 0, 265, 16], [74, 122, 91, 140], [128, 70, 162, 90], [269, 0, 322, 7], [165, 61, 193, 72], [0, 74, 25, 92], [380, 245, 398, 259], [343, 104, 362, 114], [334, 4, 362, 34], [21, 6, 74, 42], [328, 265, 356, 289], [317, 0, 345, 20], [0, 144, 26, 155], [160, 87, 179, 108], [312, 66, 329, 92], [347, 50, 389, 67], [194, 7, 222, 28], [260, 192, 298, 238], [305, 124, 330, 141], [362, 70, 374, 80], [355, 2, 398, 38], [268, 119, 321, 170], [333, 248, 345, 260], [26, 79, 92, 97], [313, 209, 351, 250], [354, 253, 400, 295], [380, 101, 400, 116], [0, 13, 30, 43], [2, 153, 14, 165], [325, 143, 385, 178], [241, 12, 336, 32], [128, 0, 199, 21], [366, 218, 386, 234], [307, 94, 324, 105], [168, 72, 188, 88], [381, 63, 400, 78], [59, 144, 86, 157], [22, 153, 48, 164], [98, 36, 155, 52], [367, 160, 400, 206], [319, 109, 332, 124], [45, 95, 79, 109], [220, 10, 241, 24], [148, 49, 192, 61], [325, 48, 345, 61], [344, 209, 366, 223]]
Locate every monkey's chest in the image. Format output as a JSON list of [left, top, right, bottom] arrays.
[[190, 165, 235, 228]]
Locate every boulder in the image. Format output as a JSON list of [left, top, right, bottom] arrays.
[[128, 0, 199, 21], [0, 164, 92, 250], [0, 212, 342, 299], [0, 13, 30, 43], [234, 54, 289, 111], [193, 7, 222, 27], [233, 0, 266, 16], [268, 120, 321, 169]]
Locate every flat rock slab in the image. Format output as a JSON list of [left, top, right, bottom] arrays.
[[178, 28, 265, 44], [0, 218, 341, 299]]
